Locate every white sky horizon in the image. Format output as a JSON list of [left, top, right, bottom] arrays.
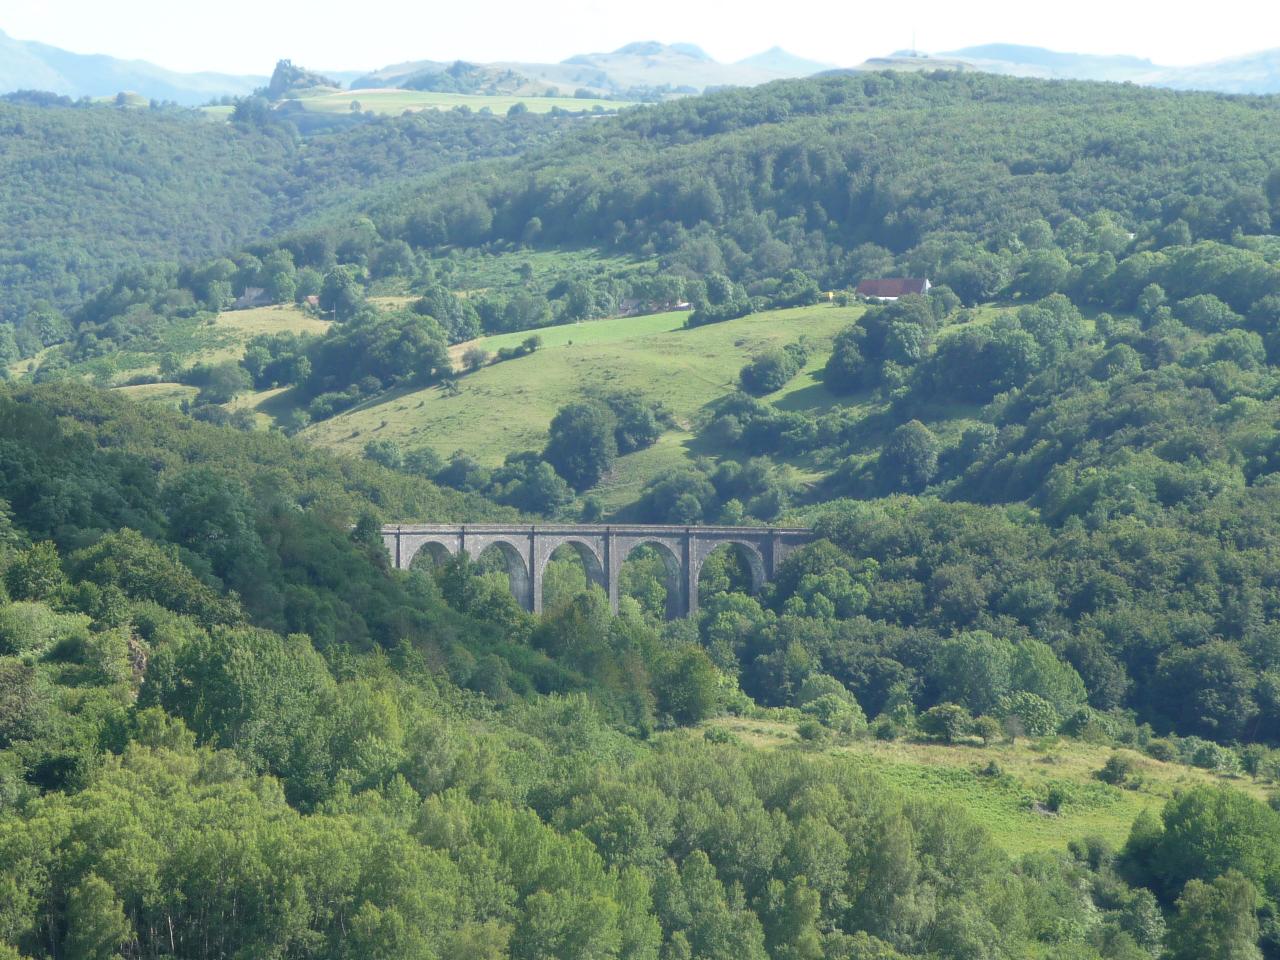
[[2, 1, 1278, 77]]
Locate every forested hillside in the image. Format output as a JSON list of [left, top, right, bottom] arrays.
[[4, 380, 1280, 960], [358, 71, 1280, 281], [9, 68, 1280, 958], [0, 97, 570, 327]]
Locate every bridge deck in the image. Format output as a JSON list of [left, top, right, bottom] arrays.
[[384, 523, 812, 535]]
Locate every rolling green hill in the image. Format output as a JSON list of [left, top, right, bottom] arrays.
[[299, 303, 858, 508], [14, 68, 1280, 764]]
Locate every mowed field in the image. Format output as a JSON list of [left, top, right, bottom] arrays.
[[710, 717, 1271, 857], [302, 304, 862, 509], [287, 88, 630, 115]]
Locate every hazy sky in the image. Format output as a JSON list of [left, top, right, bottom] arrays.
[[2, 0, 1277, 75]]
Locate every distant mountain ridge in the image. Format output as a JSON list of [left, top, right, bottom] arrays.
[[5, 28, 1280, 105], [0, 29, 266, 104], [737, 46, 834, 76], [950, 44, 1158, 76], [351, 41, 836, 99], [863, 42, 1280, 94]]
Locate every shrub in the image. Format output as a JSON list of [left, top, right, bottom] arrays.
[[998, 691, 1059, 738], [739, 346, 803, 396], [362, 438, 403, 470], [800, 692, 868, 736], [1190, 740, 1242, 775], [5, 542, 66, 601], [797, 718, 828, 742], [1044, 784, 1072, 812], [0, 602, 91, 657], [972, 715, 1003, 746], [1060, 707, 1118, 743], [703, 725, 739, 745], [1098, 752, 1137, 786], [873, 717, 903, 741], [823, 327, 867, 394], [1069, 835, 1115, 871], [602, 392, 667, 453], [920, 702, 971, 743], [0, 657, 50, 749]]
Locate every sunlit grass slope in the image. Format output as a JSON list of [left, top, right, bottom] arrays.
[[82, 304, 330, 390], [711, 717, 1271, 857], [301, 303, 862, 507]]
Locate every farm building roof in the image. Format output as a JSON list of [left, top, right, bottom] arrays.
[[855, 278, 930, 298]]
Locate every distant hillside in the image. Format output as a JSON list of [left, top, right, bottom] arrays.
[[0, 99, 571, 321], [349, 59, 447, 89], [301, 303, 858, 511], [936, 42, 1280, 94], [352, 41, 833, 99], [1158, 48, 1280, 94], [394, 61, 557, 97], [830, 53, 974, 76], [264, 59, 342, 99], [736, 46, 834, 76], [945, 44, 1160, 82], [0, 28, 265, 104]]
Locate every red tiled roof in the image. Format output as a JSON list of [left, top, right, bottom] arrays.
[[856, 278, 929, 298]]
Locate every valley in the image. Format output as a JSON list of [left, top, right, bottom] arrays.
[[5, 27, 1280, 959]]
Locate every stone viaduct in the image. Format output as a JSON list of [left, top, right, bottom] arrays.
[[381, 524, 814, 618]]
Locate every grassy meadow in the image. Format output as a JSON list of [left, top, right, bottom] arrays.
[[302, 303, 862, 508], [711, 717, 1271, 857], [440, 248, 655, 295], [287, 88, 630, 116], [187, 304, 330, 362], [5, 304, 333, 408], [126, 303, 324, 379], [54, 290, 1056, 514]]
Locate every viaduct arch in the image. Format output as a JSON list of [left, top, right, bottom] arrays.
[[382, 524, 814, 618]]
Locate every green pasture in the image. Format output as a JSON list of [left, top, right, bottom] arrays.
[[712, 717, 1271, 857], [287, 88, 630, 116], [302, 303, 862, 508], [441, 248, 655, 296], [77, 304, 330, 390]]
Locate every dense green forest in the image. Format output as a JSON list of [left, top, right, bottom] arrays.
[[347, 70, 1280, 297], [23, 71, 1280, 381], [8, 68, 1280, 957], [2, 381, 1278, 960], [14, 72, 1280, 753], [0, 96, 571, 329]]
